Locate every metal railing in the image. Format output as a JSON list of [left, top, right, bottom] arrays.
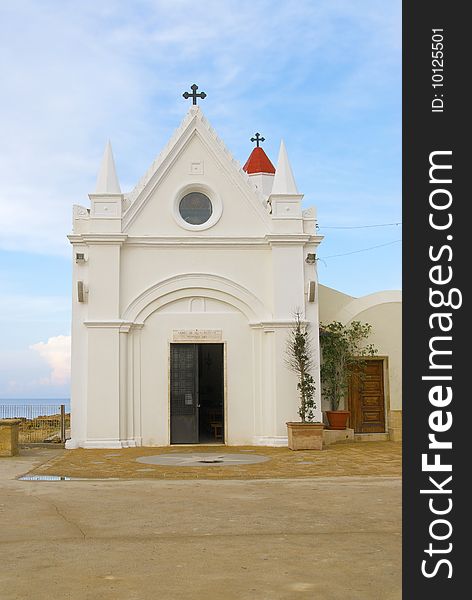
[[0, 404, 70, 444]]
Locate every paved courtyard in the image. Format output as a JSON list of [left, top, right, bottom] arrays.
[[0, 444, 401, 600], [23, 441, 401, 480]]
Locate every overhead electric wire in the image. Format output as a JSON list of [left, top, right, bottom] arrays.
[[317, 222, 402, 230], [319, 239, 402, 260]]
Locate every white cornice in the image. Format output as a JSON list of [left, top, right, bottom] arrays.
[[83, 319, 308, 330], [125, 236, 269, 247], [88, 193, 123, 201], [249, 320, 308, 329], [68, 233, 322, 247], [68, 234, 128, 245], [265, 234, 323, 246], [83, 320, 143, 331]]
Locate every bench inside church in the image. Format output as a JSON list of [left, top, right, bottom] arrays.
[[197, 344, 224, 443]]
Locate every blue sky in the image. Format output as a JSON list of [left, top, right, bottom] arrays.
[[0, 0, 401, 398]]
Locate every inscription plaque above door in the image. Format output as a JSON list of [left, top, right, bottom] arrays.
[[173, 329, 222, 342]]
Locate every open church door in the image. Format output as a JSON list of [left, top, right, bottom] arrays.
[[170, 344, 199, 444]]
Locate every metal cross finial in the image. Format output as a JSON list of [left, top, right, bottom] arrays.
[[251, 132, 265, 147], [182, 84, 207, 105]]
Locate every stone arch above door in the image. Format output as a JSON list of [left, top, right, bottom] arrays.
[[122, 273, 271, 325]]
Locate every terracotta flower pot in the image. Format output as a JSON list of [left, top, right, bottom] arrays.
[[286, 422, 324, 450], [325, 410, 350, 430]]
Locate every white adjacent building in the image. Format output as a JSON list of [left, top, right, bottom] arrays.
[[67, 105, 324, 449]]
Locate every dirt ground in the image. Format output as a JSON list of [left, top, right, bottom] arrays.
[[0, 445, 401, 600]]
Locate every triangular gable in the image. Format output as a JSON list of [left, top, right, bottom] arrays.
[[122, 106, 271, 232]]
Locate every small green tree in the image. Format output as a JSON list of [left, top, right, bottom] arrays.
[[320, 321, 377, 411], [286, 312, 317, 422]]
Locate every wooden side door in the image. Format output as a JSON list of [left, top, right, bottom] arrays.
[[348, 359, 386, 433]]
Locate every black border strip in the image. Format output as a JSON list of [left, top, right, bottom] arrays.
[[403, 2, 466, 596]]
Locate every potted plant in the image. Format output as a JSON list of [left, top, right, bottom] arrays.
[[285, 311, 323, 450], [319, 320, 377, 429]]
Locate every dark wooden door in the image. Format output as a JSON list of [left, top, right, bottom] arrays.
[[170, 344, 199, 444], [348, 359, 386, 433]]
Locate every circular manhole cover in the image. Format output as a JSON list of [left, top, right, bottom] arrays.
[[136, 453, 270, 467]]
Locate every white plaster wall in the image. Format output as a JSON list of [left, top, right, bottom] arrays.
[[126, 134, 269, 237], [271, 245, 305, 318], [273, 329, 304, 431], [86, 327, 121, 442], [68, 238, 317, 447], [318, 285, 354, 324], [248, 173, 274, 197], [88, 244, 121, 320], [68, 246, 88, 447], [304, 256, 322, 422], [318, 284, 402, 412], [120, 246, 273, 318]]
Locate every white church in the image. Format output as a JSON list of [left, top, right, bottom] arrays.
[[67, 88, 402, 449]]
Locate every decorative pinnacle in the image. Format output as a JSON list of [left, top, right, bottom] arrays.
[[182, 84, 207, 105]]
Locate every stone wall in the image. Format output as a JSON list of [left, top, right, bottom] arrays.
[[0, 419, 21, 456], [388, 410, 402, 442]]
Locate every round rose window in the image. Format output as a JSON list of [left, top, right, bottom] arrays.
[[179, 192, 213, 225]]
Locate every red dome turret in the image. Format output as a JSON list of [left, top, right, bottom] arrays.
[[243, 146, 275, 175]]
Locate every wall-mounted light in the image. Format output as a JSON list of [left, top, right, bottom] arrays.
[[305, 253, 316, 264], [77, 281, 86, 303], [308, 281, 316, 302], [76, 253, 86, 263]]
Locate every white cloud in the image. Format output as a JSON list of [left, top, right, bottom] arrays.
[[30, 335, 71, 386], [0, 0, 400, 256], [0, 1, 400, 397]]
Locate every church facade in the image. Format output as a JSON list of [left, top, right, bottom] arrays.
[[67, 104, 324, 449], [67, 101, 402, 449]]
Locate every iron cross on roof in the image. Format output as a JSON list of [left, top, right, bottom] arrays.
[[182, 84, 207, 105], [251, 132, 265, 147]]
